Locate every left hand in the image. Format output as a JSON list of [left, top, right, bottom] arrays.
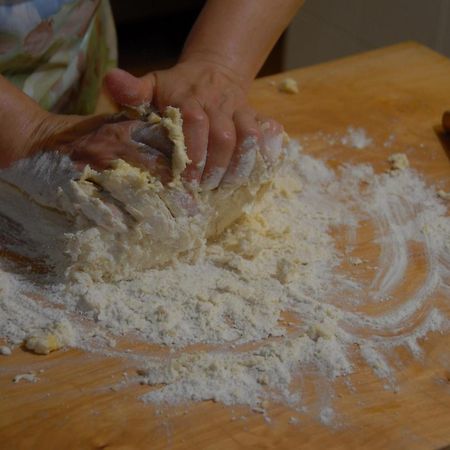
[[104, 61, 265, 190]]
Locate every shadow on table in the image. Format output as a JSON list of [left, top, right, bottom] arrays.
[[434, 125, 450, 162]]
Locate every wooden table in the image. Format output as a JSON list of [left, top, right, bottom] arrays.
[[1, 42, 450, 450]]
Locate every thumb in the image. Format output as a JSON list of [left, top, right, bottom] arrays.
[[104, 68, 154, 107]]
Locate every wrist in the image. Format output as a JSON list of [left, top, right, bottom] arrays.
[[179, 49, 253, 92]]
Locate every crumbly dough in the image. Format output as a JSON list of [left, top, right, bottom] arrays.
[[25, 319, 77, 355], [388, 153, 410, 171], [278, 78, 299, 94], [160, 106, 191, 180], [0, 108, 287, 282], [13, 372, 38, 383], [437, 190, 450, 200]]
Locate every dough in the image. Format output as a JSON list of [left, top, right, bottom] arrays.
[[388, 153, 409, 171], [25, 319, 77, 355], [278, 78, 299, 94], [0, 108, 288, 282]]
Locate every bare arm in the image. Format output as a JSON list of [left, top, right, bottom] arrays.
[[181, 0, 304, 87], [0, 75, 171, 174], [0, 75, 48, 167]]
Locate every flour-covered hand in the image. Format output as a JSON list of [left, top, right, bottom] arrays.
[[105, 62, 267, 190]]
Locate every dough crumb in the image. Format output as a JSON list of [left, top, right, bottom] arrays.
[[25, 319, 77, 355], [278, 78, 299, 94], [148, 112, 161, 124], [161, 106, 191, 180], [0, 345, 11, 356], [437, 190, 450, 200], [13, 372, 38, 383], [288, 416, 300, 425], [388, 153, 410, 171], [349, 257, 364, 266]]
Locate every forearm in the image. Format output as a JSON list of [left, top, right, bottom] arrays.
[[0, 76, 91, 167], [180, 0, 304, 88], [0, 76, 47, 166]]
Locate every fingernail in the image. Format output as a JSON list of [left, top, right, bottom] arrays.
[[261, 133, 283, 165], [223, 138, 258, 186], [201, 167, 226, 191]]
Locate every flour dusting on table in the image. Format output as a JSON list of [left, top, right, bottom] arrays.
[[0, 128, 449, 423]]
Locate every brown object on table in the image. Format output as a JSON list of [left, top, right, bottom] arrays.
[[443, 110, 450, 133], [1, 42, 450, 450]]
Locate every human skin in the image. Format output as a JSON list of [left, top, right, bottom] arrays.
[[0, 0, 304, 184], [104, 0, 304, 189]]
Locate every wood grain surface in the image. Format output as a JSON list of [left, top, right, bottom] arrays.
[[1, 42, 450, 450]]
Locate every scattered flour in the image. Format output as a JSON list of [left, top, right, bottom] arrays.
[[0, 126, 449, 422], [341, 127, 373, 149]]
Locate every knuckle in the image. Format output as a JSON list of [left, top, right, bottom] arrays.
[[212, 127, 235, 148], [182, 105, 207, 125], [243, 124, 260, 140]]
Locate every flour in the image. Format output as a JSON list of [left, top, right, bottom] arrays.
[[0, 125, 449, 422], [341, 127, 373, 149]]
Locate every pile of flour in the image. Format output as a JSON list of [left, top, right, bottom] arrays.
[[0, 131, 449, 421]]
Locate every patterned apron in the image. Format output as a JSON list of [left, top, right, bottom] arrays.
[[0, 0, 117, 114]]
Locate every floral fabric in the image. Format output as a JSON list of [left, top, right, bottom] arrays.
[[0, 0, 117, 114]]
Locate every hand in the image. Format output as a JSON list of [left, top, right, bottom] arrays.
[[6, 109, 174, 183], [50, 115, 174, 183], [104, 61, 268, 190]]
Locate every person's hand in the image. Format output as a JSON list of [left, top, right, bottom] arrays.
[[3, 108, 175, 183], [104, 61, 273, 190], [49, 115, 174, 183]]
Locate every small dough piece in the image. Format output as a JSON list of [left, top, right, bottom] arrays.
[[148, 112, 162, 124], [160, 106, 191, 180], [13, 372, 38, 383], [25, 320, 77, 355], [388, 153, 409, 171], [437, 190, 450, 200], [278, 78, 299, 94], [0, 346, 11, 356]]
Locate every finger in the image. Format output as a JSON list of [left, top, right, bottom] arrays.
[[258, 118, 284, 165], [179, 100, 209, 184], [104, 68, 154, 106], [131, 122, 173, 158], [201, 110, 236, 190], [222, 109, 260, 186], [67, 122, 173, 182], [124, 148, 172, 184], [96, 142, 172, 183]]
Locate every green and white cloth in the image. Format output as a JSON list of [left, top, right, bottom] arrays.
[[0, 0, 117, 114]]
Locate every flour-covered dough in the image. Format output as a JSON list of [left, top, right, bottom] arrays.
[[0, 108, 288, 282]]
